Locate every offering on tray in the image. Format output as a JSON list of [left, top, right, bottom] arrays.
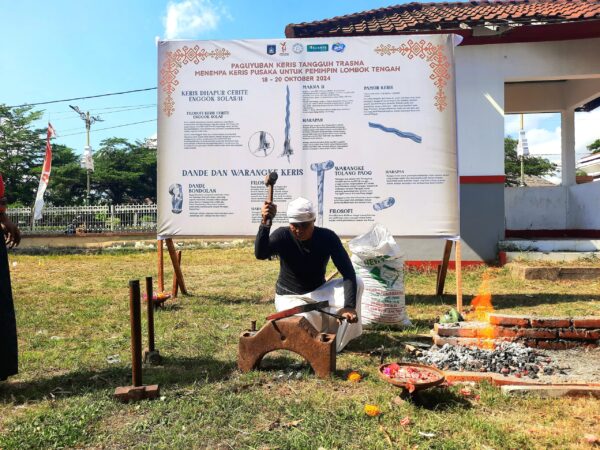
[[379, 362, 445, 392], [143, 291, 171, 304], [382, 363, 441, 383]]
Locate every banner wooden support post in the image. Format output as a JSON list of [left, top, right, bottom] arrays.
[[171, 250, 183, 298], [455, 239, 463, 313], [165, 238, 187, 295], [435, 239, 454, 295], [157, 239, 164, 293]]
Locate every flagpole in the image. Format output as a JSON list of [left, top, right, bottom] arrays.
[[32, 123, 55, 228], [519, 114, 525, 187]]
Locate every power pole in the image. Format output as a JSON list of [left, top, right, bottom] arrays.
[[69, 105, 103, 205]]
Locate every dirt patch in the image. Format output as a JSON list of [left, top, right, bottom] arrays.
[[536, 347, 600, 384]]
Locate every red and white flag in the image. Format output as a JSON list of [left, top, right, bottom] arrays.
[[33, 123, 56, 220]]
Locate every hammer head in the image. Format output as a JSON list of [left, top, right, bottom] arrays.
[[264, 171, 278, 186]]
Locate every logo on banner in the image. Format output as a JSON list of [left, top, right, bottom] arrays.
[[332, 42, 346, 53], [279, 42, 289, 56], [267, 45, 276, 55], [293, 43, 303, 54], [307, 44, 329, 52]]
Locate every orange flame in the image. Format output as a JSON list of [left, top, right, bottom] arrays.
[[467, 271, 495, 348], [467, 272, 494, 322]]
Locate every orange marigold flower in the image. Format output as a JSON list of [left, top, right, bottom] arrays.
[[364, 404, 381, 417], [347, 371, 362, 382]]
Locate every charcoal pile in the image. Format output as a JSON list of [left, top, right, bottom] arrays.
[[416, 341, 566, 379]]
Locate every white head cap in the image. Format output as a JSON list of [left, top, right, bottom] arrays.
[[286, 197, 316, 223]]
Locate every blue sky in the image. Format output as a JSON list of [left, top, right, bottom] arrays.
[[1, 0, 598, 174], [0, 0, 400, 152]]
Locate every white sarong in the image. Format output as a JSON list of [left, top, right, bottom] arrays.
[[274, 277, 363, 352]]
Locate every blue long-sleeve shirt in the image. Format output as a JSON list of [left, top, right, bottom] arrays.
[[255, 224, 357, 308]]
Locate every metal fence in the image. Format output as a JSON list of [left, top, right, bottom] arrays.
[[8, 204, 157, 235]]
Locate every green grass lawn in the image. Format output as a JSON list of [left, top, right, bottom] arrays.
[[1, 245, 599, 449]]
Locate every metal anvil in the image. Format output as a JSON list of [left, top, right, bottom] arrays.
[[238, 317, 336, 378]]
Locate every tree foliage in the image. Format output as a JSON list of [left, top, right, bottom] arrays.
[[0, 104, 156, 206], [0, 104, 45, 205], [505, 136, 557, 186], [587, 138, 600, 154], [41, 144, 87, 206], [92, 137, 156, 203]]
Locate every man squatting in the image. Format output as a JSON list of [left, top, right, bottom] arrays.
[[255, 197, 359, 332]]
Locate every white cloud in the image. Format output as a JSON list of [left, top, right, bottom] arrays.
[[526, 126, 561, 157], [504, 113, 560, 138], [163, 0, 227, 39], [575, 108, 600, 155], [504, 109, 600, 160]]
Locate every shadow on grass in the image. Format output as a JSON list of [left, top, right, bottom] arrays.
[[193, 293, 275, 305], [344, 323, 435, 357], [257, 352, 309, 372], [407, 387, 472, 411], [407, 293, 600, 309], [0, 356, 237, 405], [157, 303, 183, 311]]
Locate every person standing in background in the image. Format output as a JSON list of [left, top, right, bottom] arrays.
[[0, 174, 20, 381]]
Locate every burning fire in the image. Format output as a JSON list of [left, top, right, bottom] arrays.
[[467, 271, 495, 348], [467, 272, 494, 322]]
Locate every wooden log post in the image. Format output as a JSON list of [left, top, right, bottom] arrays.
[[455, 239, 463, 313], [165, 238, 187, 295], [171, 250, 183, 298], [436, 239, 453, 295], [157, 239, 164, 293]]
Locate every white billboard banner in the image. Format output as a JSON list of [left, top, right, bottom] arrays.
[[157, 35, 459, 237]]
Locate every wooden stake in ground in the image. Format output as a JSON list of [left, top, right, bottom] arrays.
[[171, 250, 182, 298], [436, 239, 453, 295], [455, 239, 463, 313], [157, 239, 164, 293], [157, 238, 187, 296], [165, 238, 187, 295]]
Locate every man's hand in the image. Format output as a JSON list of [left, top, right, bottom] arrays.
[[261, 201, 277, 225], [337, 307, 358, 324], [0, 213, 21, 248]]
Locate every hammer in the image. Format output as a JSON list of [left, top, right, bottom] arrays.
[[263, 172, 278, 226]]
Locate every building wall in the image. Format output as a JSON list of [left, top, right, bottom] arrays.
[[451, 38, 600, 259], [396, 183, 504, 263], [505, 187, 568, 229], [570, 182, 600, 229], [505, 182, 600, 231]]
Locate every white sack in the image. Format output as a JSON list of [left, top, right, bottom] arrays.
[[349, 223, 411, 327]]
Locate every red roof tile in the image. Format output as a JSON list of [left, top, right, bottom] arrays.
[[285, 0, 600, 38]]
